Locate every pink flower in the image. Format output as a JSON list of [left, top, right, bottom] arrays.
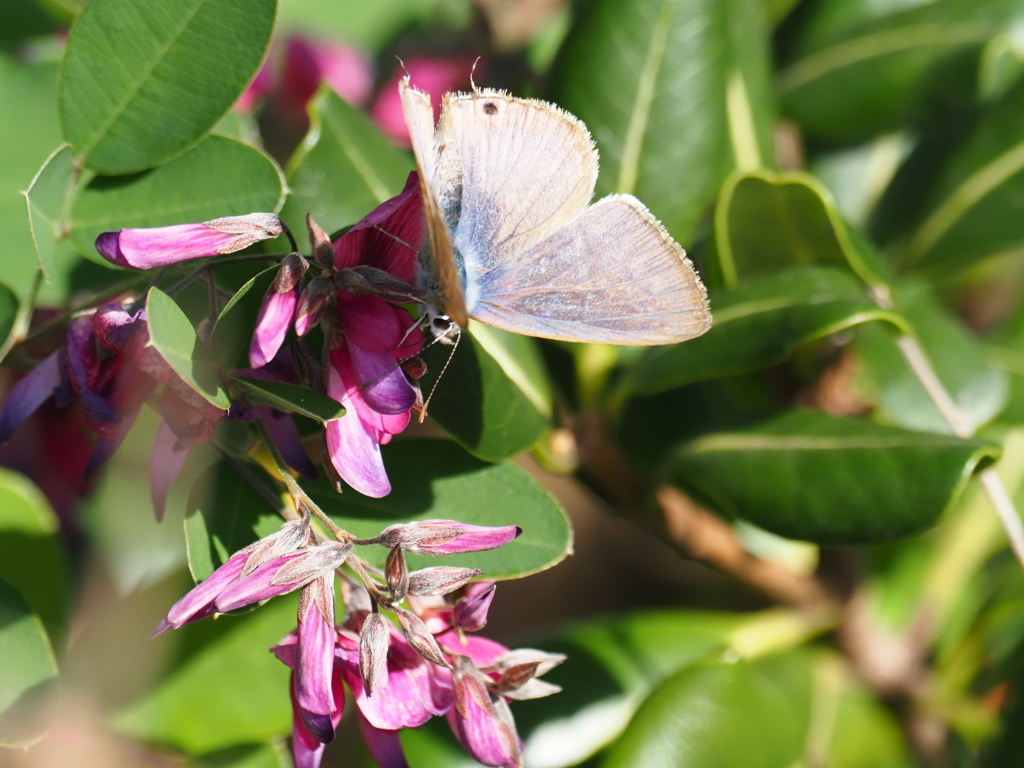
[[322, 173, 426, 497], [376, 521, 522, 556], [371, 56, 479, 147], [280, 35, 373, 112], [95, 213, 284, 269], [250, 254, 308, 369]]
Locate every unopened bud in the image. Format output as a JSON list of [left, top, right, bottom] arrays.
[[400, 356, 427, 380], [502, 678, 563, 701], [295, 277, 334, 336], [385, 545, 409, 603], [454, 582, 495, 631], [394, 607, 450, 667], [376, 520, 521, 556], [205, 212, 285, 251], [452, 655, 493, 718], [359, 612, 390, 696], [306, 214, 336, 270], [270, 540, 352, 586], [483, 649, 566, 679], [274, 252, 308, 293], [241, 518, 311, 577], [334, 265, 423, 303], [408, 567, 481, 597]]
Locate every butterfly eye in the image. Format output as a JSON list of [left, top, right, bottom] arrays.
[[431, 315, 453, 334]]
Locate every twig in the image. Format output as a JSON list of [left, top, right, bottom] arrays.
[[0, 269, 42, 366]]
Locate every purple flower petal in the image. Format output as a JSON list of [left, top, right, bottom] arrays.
[[348, 342, 416, 415], [150, 418, 191, 522], [0, 352, 63, 443], [454, 583, 496, 632], [295, 575, 339, 743], [377, 520, 522, 556], [257, 406, 317, 479], [155, 550, 249, 635], [356, 711, 409, 768], [250, 286, 298, 368], [447, 657, 518, 768], [95, 214, 283, 269], [213, 550, 332, 613]]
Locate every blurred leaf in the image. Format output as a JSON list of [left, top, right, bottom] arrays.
[[0, 0, 61, 42], [622, 267, 905, 396], [978, 32, 1024, 102], [420, 324, 551, 462], [147, 287, 231, 410], [210, 266, 277, 370], [279, 88, 410, 239], [59, 0, 277, 173], [825, 673, 914, 768], [70, 135, 286, 258], [114, 593, 293, 754], [715, 170, 889, 287], [0, 281, 18, 351], [185, 461, 282, 582], [310, 438, 571, 579], [0, 469, 67, 638], [874, 81, 1024, 272], [668, 409, 998, 543], [778, 0, 1024, 142], [551, 0, 776, 244], [24, 144, 78, 282], [602, 654, 810, 768], [855, 281, 1009, 434], [0, 576, 58, 747], [188, 743, 289, 768], [232, 377, 344, 424]]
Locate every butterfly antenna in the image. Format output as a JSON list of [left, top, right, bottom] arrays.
[[357, 319, 452, 392], [369, 223, 418, 254], [419, 328, 460, 423], [470, 58, 481, 91]]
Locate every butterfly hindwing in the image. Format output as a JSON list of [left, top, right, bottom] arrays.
[[470, 195, 712, 345]]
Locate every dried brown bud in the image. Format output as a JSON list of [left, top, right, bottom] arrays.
[[241, 517, 311, 577], [274, 252, 309, 293], [407, 566, 481, 597], [451, 655, 493, 718], [306, 214, 336, 270], [334, 265, 423, 303], [394, 606, 450, 667], [400, 356, 427, 380], [270, 540, 352, 586], [295, 277, 334, 335], [385, 545, 409, 603], [359, 612, 391, 696]]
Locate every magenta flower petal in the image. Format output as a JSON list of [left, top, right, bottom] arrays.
[[95, 213, 283, 269], [447, 658, 517, 768], [214, 544, 348, 613], [438, 631, 508, 668], [0, 351, 63, 442], [454, 583, 496, 632], [155, 550, 249, 634], [356, 711, 409, 768], [289, 669, 345, 768], [347, 342, 416, 416], [282, 35, 373, 111], [150, 418, 191, 522], [258, 406, 317, 478], [250, 286, 299, 368], [235, 60, 273, 114], [341, 296, 405, 352], [295, 575, 339, 743], [93, 304, 145, 349]]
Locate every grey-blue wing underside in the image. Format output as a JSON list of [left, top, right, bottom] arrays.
[[470, 195, 712, 345]]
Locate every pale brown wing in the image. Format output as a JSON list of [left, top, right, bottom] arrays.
[[398, 76, 468, 327], [470, 195, 712, 345]]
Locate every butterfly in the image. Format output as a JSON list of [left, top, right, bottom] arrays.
[[398, 76, 712, 346]]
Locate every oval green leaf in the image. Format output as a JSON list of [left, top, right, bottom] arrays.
[[189, 743, 289, 768], [602, 655, 810, 768], [70, 135, 286, 258], [0, 576, 58, 747], [146, 286, 231, 410], [209, 266, 277, 370], [59, 0, 277, 173], [550, 0, 776, 244], [419, 324, 552, 462], [309, 438, 571, 580], [24, 143, 77, 282], [668, 409, 999, 543], [622, 267, 906, 396], [279, 87, 410, 239]]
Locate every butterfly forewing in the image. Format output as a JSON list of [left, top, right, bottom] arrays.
[[440, 91, 599, 290], [470, 195, 712, 345]]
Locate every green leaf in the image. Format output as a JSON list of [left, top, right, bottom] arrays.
[[777, 0, 1021, 143], [185, 461, 282, 582], [602, 655, 810, 768], [855, 281, 1009, 434], [550, 0, 776, 244], [114, 593, 294, 754], [310, 438, 571, 580], [714, 170, 890, 288], [59, 0, 277, 173], [279, 87, 410, 239], [0, 576, 58, 747], [0, 280, 19, 352], [209, 266, 277, 370], [0, 469, 67, 638], [232, 377, 345, 424], [419, 324, 551, 462], [188, 743, 289, 768], [874, 81, 1024, 272], [621, 267, 906, 396], [24, 144, 78, 282], [668, 409, 999, 543], [146, 287, 231, 410], [0, 0, 62, 43], [70, 135, 286, 258]]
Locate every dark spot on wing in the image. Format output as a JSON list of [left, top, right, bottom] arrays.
[[482, 101, 498, 115]]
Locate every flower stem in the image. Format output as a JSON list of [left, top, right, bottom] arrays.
[[0, 269, 42, 366]]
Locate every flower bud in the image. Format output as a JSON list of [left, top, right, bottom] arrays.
[[295, 277, 334, 336], [359, 612, 390, 696], [394, 606, 449, 667], [274, 252, 309, 293], [408, 567, 481, 597], [400, 356, 427, 380], [376, 520, 521, 556], [454, 582, 495, 631], [306, 214, 337, 270], [384, 545, 409, 603]]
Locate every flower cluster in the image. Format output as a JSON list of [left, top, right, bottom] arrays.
[[157, 513, 558, 768]]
